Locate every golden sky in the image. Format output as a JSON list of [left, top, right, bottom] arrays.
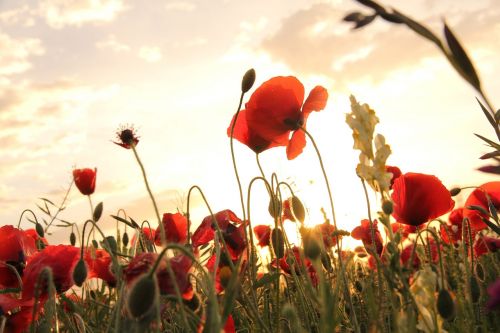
[[1, 0, 499, 244]]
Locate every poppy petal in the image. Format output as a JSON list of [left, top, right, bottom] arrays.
[[286, 129, 306, 160], [302, 85, 328, 116]]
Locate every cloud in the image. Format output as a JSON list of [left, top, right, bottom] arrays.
[[0, 32, 44, 76], [260, 2, 500, 89], [165, 1, 197, 12], [96, 34, 131, 52], [39, 0, 126, 29], [0, 5, 37, 27], [138, 46, 163, 63]]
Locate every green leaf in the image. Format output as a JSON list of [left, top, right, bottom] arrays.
[[110, 215, 138, 228], [474, 134, 500, 150], [444, 22, 481, 91], [393, 9, 443, 48]]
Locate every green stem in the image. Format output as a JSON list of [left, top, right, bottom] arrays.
[[131, 144, 165, 246]]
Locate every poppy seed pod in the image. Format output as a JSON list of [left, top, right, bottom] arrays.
[[291, 196, 306, 223], [241, 68, 256, 93], [70, 232, 76, 246], [73, 259, 87, 287], [271, 228, 285, 259], [437, 289, 456, 320], [127, 274, 158, 319]]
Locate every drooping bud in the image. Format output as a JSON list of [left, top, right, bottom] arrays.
[[70, 232, 77, 246], [73, 259, 87, 287], [104, 236, 117, 253], [35, 223, 45, 238], [241, 68, 256, 93], [271, 228, 285, 259], [122, 232, 129, 247], [268, 195, 282, 219], [291, 196, 306, 223], [92, 240, 99, 249], [93, 202, 103, 222], [127, 274, 158, 319], [449, 187, 461, 197], [382, 200, 393, 215], [437, 289, 456, 320], [219, 266, 232, 289]]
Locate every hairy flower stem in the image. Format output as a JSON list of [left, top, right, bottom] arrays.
[[130, 144, 166, 245], [88, 195, 96, 240], [300, 127, 360, 333]]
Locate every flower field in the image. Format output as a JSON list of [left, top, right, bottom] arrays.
[[1, 1, 499, 332]]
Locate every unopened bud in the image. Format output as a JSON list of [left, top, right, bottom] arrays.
[[127, 275, 158, 319], [291, 196, 306, 223], [382, 200, 393, 215], [73, 259, 87, 287], [92, 240, 99, 249], [470, 276, 481, 303], [437, 289, 456, 320], [241, 68, 256, 93], [35, 223, 44, 238], [219, 266, 232, 289], [104, 236, 117, 253], [271, 228, 285, 259], [122, 232, 129, 247], [70, 232, 77, 246], [303, 236, 321, 260], [268, 195, 282, 219], [449, 187, 461, 196]]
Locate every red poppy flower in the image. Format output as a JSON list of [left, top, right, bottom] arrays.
[[401, 240, 439, 270], [351, 219, 383, 255], [73, 168, 97, 195], [253, 225, 271, 247], [473, 236, 500, 257], [2, 305, 35, 333], [276, 246, 318, 286], [85, 248, 116, 287], [130, 227, 156, 248], [282, 198, 296, 222], [391, 173, 455, 227], [22, 245, 81, 300], [192, 210, 247, 260], [463, 181, 500, 231], [114, 125, 139, 149], [439, 207, 473, 245], [124, 252, 193, 299], [386, 165, 402, 189], [313, 222, 339, 248], [25, 228, 49, 247], [228, 76, 328, 160], [155, 212, 188, 245], [0, 225, 37, 288], [486, 278, 500, 311], [391, 222, 418, 240]]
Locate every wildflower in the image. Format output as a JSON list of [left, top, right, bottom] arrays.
[[192, 209, 247, 260], [386, 165, 402, 189], [391, 222, 418, 241], [114, 125, 139, 149], [21, 245, 81, 300], [351, 219, 383, 255], [228, 76, 328, 159], [1, 304, 35, 333], [123, 252, 193, 299], [391, 173, 455, 227], [440, 207, 473, 245], [130, 227, 156, 248], [277, 246, 318, 286], [85, 248, 116, 287], [0, 225, 37, 288], [473, 235, 500, 257], [25, 228, 49, 247], [463, 181, 500, 231], [253, 225, 271, 247], [313, 222, 340, 248], [73, 168, 97, 195], [154, 212, 188, 245]]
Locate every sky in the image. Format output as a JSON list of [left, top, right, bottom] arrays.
[[1, 0, 499, 245]]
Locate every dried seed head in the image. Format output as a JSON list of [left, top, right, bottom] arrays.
[[437, 289, 456, 320], [241, 68, 256, 93], [127, 275, 158, 319], [73, 259, 87, 287]]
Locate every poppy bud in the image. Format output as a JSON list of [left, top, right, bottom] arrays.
[[291, 196, 306, 223], [93, 202, 103, 222], [184, 293, 200, 312], [104, 236, 117, 253], [35, 223, 44, 238], [127, 274, 158, 319], [382, 200, 393, 215], [73, 259, 87, 287], [303, 236, 321, 260], [437, 289, 456, 320], [122, 232, 129, 247], [271, 228, 285, 259], [219, 266, 232, 289], [92, 240, 99, 249], [449, 187, 461, 196], [475, 263, 485, 281], [70, 232, 77, 246], [321, 252, 332, 271], [268, 196, 282, 219], [241, 68, 256, 93], [470, 276, 481, 303]]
